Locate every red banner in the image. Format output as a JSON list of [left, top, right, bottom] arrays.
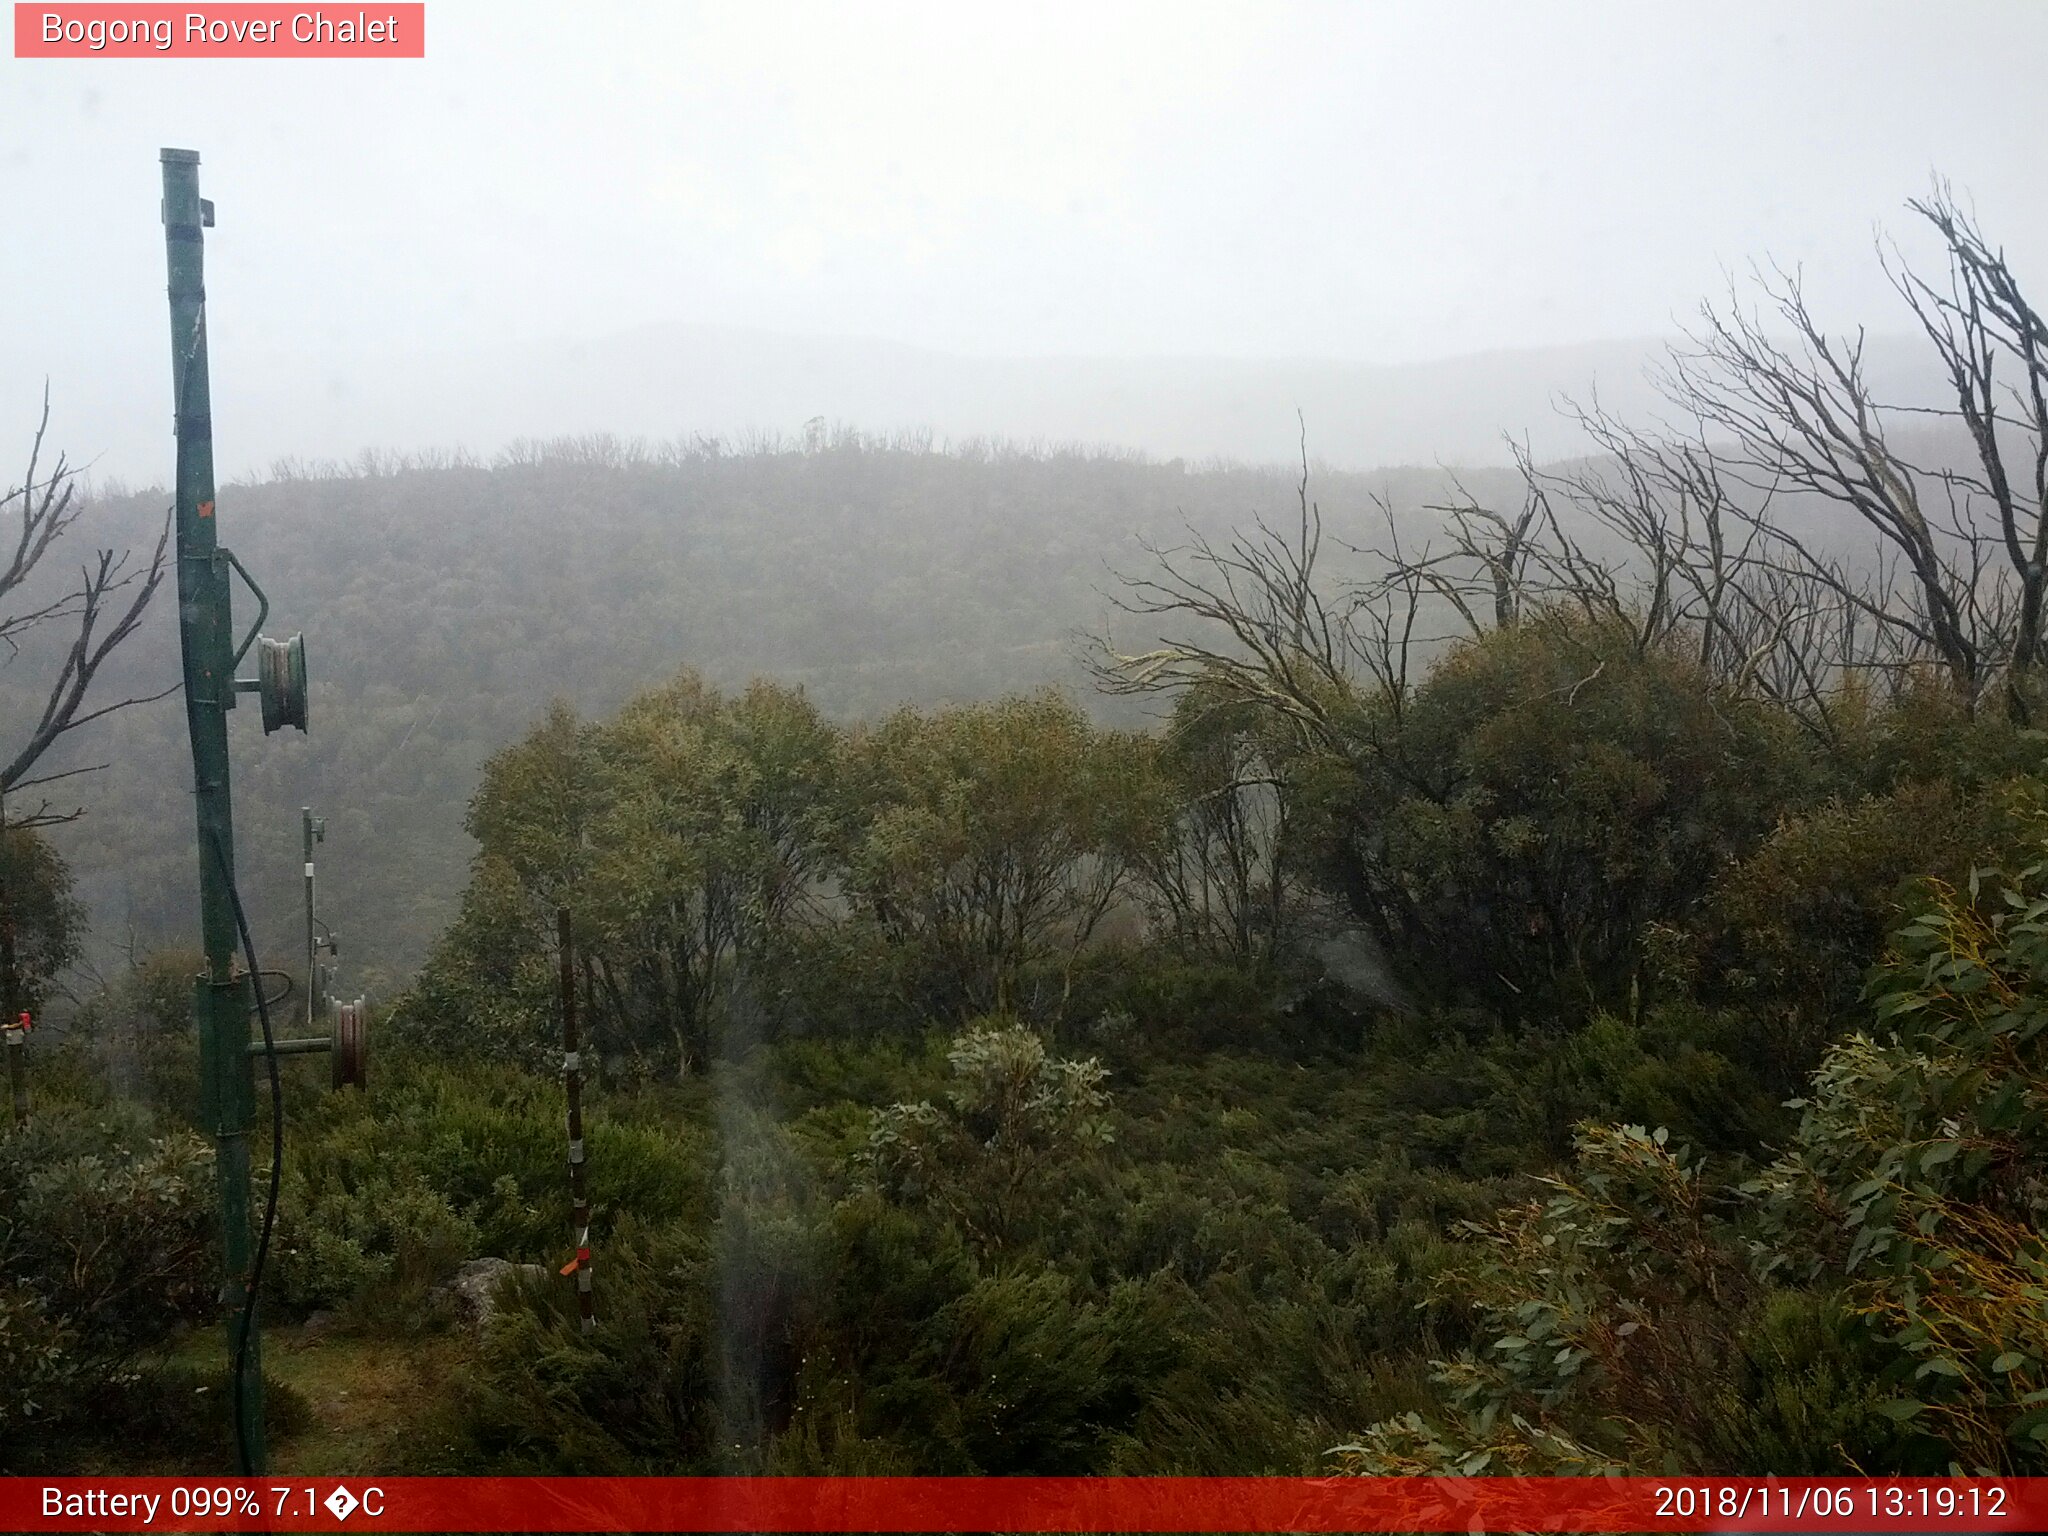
[[13, 4, 424, 58], [2, 1476, 2041, 1532]]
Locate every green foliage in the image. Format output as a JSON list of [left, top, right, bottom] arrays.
[[411, 975, 1575, 1476], [1502, 1006, 1792, 1156], [838, 692, 1168, 1020], [1077, 952, 1277, 1055], [0, 1286, 74, 1440], [580, 676, 841, 1067], [1335, 613, 1814, 1019], [1707, 775, 2047, 1045], [394, 853, 562, 1071], [0, 1083, 215, 1447], [66, 947, 204, 1120], [409, 674, 840, 1074], [1828, 674, 2048, 796], [1714, 1290, 1930, 1475], [1136, 684, 1301, 971], [1748, 853, 2048, 1470], [270, 1051, 714, 1326], [1329, 1124, 1919, 1476], [1340, 839, 2048, 1477], [454, 1214, 719, 1471], [0, 826, 84, 1019], [864, 1021, 1112, 1254], [414, 681, 1174, 1071]]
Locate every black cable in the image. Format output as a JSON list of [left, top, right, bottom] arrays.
[[171, 193, 280, 1481], [208, 829, 283, 1478], [254, 969, 295, 1014]]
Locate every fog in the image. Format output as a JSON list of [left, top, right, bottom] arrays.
[[4, 0, 2047, 480]]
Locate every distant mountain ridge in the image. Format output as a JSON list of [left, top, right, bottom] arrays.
[[66, 325, 1945, 490], [16, 326, 1961, 989], [35, 444, 1520, 988]]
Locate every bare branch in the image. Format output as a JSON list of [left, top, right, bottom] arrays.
[[0, 402, 177, 810]]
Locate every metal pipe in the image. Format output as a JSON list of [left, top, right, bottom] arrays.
[[303, 809, 317, 1033], [4, 1024, 24, 1125], [162, 146, 264, 1474]]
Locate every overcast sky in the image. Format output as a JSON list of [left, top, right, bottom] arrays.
[[5, 1, 2048, 478]]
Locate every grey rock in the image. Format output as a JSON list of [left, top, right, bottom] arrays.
[[442, 1257, 548, 1330]]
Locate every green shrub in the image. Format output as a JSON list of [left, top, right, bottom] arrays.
[[1749, 850, 2048, 1471], [0, 1287, 75, 1442], [0, 1094, 215, 1453], [0, 1117, 215, 1362], [1708, 776, 2047, 1036], [66, 948, 205, 1122], [454, 1215, 719, 1472], [271, 1052, 714, 1322], [1333, 613, 1815, 1020], [1704, 1289, 1932, 1474], [863, 1020, 1112, 1254]]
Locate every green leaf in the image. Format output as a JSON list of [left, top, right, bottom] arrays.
[[1992, 1352, 2028, 1374], [1876, 1399, 1926, 1421]]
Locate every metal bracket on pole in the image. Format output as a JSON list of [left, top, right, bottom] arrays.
[[222, 547, 268, 667]]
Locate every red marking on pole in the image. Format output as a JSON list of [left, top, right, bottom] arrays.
[[198, 500, 214, 518]]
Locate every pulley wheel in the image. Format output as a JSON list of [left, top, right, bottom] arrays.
[[332, 999, 368, 1090], [258, 632, 309, 735]]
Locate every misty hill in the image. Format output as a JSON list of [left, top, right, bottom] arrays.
[[258, 329, 1679, 474], [33, 439, 1526, 991], [71, 328, 1949, 489], [23, 323, 1977, 998]]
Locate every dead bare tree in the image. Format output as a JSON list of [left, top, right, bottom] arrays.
[[1089, 430, 1458, 806], [1135, 684, 1300, 973], [1887, 182, 2048, 710], [1657, 182, 2048, 719], [1351, 394, 1885, 749], [1408, 448, 1548, 635], [0, 391, 174, 831], [0, 393, 173, 1109], [1091, 182, 2046, 1019]]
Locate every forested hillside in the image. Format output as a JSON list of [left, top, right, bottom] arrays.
[[38, 438, 1519, 989], [7, 181, 2048, 1486]]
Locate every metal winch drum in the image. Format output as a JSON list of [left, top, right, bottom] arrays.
[[257, 632, 308, 734], [250, 992, 367, 1090], [331, 998, 368, 1090]]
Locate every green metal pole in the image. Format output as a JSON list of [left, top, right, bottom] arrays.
[[161, 147, 264, 1474]]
